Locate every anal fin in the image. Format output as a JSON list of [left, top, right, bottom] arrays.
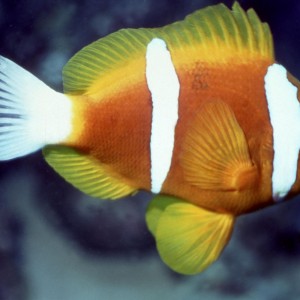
[[146, 195, 234, 275], [43, 145, 136, 200], [182, 100, 258, 191]]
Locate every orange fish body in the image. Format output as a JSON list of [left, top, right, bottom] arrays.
[[1, 2, 300, 275], [67, 49, 273, 214]]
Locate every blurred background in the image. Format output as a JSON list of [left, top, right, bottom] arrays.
[[1, 0, 300, 299]]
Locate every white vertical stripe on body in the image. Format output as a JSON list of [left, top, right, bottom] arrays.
[[265, 63, 300, 200], [146, 38, 180, 193]]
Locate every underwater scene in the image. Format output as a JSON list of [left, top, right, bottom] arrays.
[[1, 0, 300, 299]]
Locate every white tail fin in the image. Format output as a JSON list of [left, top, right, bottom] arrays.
[[0, 56, 72, 160]]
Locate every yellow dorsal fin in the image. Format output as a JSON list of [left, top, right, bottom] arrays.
[[43, 146, 136, 200], [182, 100, 258, 191], [146, 195, 234, 275], [63, 2, 273, 94], [171, 2, 274, 61]]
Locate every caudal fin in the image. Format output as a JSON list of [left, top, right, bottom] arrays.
[[0, 56, 72, 160]]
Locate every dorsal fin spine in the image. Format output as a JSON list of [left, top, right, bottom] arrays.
[[210, 7, 240, 50], [232, 2, 255, 52]]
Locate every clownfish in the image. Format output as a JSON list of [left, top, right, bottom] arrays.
[[0, 2, 299, 275]]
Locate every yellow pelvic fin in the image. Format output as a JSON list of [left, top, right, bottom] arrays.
[[146, 195, 234, 275], [63, 2, 273, 95], [43, 146, 136, 200], [182, 100, 258, 191]]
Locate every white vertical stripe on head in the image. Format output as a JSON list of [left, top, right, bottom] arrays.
[[146, 38, 180, 194], [265, 63, 300, 200]]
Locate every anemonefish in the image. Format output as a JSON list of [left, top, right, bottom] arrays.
[[0, 2, 299, 275]]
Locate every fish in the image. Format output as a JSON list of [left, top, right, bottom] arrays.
[[0, 1, 298, 275]]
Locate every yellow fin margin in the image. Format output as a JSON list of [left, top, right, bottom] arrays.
[[146, 195, 234, 275], [43, 146, 136, 200]]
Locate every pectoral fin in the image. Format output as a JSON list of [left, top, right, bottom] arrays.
[[146, 195, 234, 275], [182, 100, 258, 191]]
